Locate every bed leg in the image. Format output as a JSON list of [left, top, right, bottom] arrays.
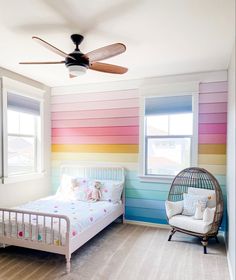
[[66, 256, 71, 273]]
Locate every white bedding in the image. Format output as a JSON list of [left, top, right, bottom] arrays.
[[0, 195, 122, 245]]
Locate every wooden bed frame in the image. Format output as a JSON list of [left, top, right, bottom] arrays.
[[0, 165, 125, 273]]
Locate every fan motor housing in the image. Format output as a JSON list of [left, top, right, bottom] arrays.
[[65, 51, 89, 68]]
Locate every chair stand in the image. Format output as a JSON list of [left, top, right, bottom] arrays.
[[168, 228, 176, 241], [201, 237, 208, 254]]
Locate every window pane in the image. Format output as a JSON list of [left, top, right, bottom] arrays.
[[8, 136, 35, 175], [19, 112, 36, 135], [169, 113, 193, 135], [8, 110, 20, 134], [146, 137, 191, 176], [146, 115, 168, 135]]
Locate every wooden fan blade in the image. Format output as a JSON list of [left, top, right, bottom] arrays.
[[85, 43, 126, 63], [32, 36, 75, 60], [19, 61, 65, 64], [89, 62, 128, 74]]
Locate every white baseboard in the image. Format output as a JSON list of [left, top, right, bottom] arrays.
[[225, 239, 234, 280], [124, 219, 171, 229]]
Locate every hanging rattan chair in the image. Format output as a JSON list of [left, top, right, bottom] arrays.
[[167, 167, 224, 253]]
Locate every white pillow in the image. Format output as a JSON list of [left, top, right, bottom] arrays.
[[56, 175, 89, 201], [203, 207, 216, 224], [194, 201, 205, 220], [56, 174, 74, 198], [182, 193, 208, 216], [89, 180, 124, 203], [188, 187, 216, 208], [165, 200, 183, 219], [72, 178, 90, 201]]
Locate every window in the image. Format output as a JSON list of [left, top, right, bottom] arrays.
[[7, 93, 41, 176], [140, 83, 198, 181], [0, 77, 44, 183]]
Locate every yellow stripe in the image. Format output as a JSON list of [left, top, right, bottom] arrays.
[[52, 152, 139, 162], [198, 154, 226, 165], [198, 164, 226, 175], [52, 144, 139, 153], [198, 144, 226, 155]]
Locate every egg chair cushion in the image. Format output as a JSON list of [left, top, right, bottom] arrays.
[[169, 214, 214, 234]]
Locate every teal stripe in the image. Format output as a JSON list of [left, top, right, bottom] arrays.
[[126, 198, 165, 210], [126, 179, 171, 191], [125, 188, 168, 200], [125, 206, 167, 220], [125, 215, 168, 225]]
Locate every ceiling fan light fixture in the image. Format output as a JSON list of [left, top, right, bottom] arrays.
[[68, 65, 87, 76]]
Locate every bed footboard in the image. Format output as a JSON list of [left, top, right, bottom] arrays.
[[0, 208, 71, 272]]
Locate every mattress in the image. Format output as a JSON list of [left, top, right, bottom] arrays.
[[0, 195, 122, 245]]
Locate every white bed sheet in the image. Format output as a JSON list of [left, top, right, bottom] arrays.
[[0, 195, 122, 245]]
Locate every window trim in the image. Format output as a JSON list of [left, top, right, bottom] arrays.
[[0, 77, 45, 184], [139, 82, 199, 182]]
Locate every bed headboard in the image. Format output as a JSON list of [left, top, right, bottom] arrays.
[[60, 165, 125, 182]]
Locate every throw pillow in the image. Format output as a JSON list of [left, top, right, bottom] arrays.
[[165, 200, 183, 219], [182, 193, 208, 216], [203, 207, 216, 224], [194, 201, 205, 219], [188, 187, 216, 208]]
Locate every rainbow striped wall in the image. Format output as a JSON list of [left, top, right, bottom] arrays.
[[51, 81, 227, 229]]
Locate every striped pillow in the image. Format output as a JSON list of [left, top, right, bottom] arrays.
[[182, 193, 208, 216]]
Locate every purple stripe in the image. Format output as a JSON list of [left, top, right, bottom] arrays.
[[199, 81, 228, 93], [199, 92, 227, 104], [52, 117, 139, 128], [199, 113, 227, 124], [199, 102, 227, 114], [51, 107, 139, 120]]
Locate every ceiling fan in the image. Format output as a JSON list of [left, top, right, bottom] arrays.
[[19, 34, 128, 78]]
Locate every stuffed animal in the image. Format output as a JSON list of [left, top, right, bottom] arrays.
[[87, 181, 102, 202]]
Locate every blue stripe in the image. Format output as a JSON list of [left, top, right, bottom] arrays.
[[126, 198, 165, 210]]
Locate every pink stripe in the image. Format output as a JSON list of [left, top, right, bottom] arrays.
[[199, 123, 227, 134], [52, 135, 139, 144], [51, 107, 139, 120], [52, 126, 139, 137], [199, 102, 227, 114], [51, 89, 138, 104], [199, 92, 227, 104], [198, 134, 226, 144], [199, 81, 228, 93], [51, 98, 139, 112], [199, 113, 227, 124], [52, 117, 139, 128]]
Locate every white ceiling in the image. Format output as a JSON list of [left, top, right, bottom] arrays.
[[0, 0, 235, 87]]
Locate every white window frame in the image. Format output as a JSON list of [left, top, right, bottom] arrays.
[[139, 82, 199, 183], [0, 77, 45, 184]]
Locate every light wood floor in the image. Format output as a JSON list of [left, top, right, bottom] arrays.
[[0, 223, 230, 280]]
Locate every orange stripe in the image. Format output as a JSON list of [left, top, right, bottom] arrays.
[[198, 144, 226, 154], [52, 144, 139, 153]]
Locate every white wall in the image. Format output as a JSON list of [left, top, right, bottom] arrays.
[[0, 67, 51, 207], [226, 43, 235, 280]]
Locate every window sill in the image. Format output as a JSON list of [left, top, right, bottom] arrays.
[[139, 175, 174, 184], [1, 172, 46, 184]]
